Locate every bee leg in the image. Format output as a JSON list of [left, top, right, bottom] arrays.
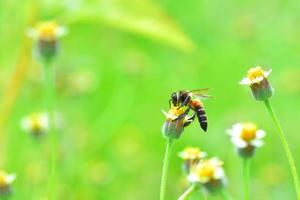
[[184, 113, 195, 127], [169, 99, 172, 108]]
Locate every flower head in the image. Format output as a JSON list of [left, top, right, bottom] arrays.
[[21, 112, 49, 137], [188, 157, 226, 192], [161, 106, 193, 139], [0, 170, 16, 196], [227, 122, 266, 158], [179, 147, 207, 173], [240, 66, 273, 101], [27, 21, 67, 41], [27, 21, 67, 62]]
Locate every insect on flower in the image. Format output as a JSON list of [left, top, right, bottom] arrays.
[[161, 105, 195, 139], [240, 66, 273, 101], [169, 88, 211, 132], [227, 122, 266, 158], [0, 170, 16, 196], [21, 112, 49, 137]]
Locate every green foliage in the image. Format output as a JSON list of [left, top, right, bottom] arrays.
[[1, 0, 300, 199]]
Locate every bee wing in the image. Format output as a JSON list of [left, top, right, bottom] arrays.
[[189, 88, 212, 100], [188, 88, 210, 93], [192, 93, 213, 100]]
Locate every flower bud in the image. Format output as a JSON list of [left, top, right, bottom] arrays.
[[240, 66, 273, 101], [27, 21, 67, 62]]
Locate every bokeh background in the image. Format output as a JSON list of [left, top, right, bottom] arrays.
[[1, 0, 300, 199]]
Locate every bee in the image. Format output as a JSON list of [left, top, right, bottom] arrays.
[[169, 88, 211, 132]]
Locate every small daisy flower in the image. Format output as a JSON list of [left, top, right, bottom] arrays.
[[188, 157, 226, 193], [21, 112, 49, 137], [227, 122, 266, 158], [239, 66, 273, 101], [179, 147, 207, 173], [161, 106, 193, 139], [27, 21, 67, 62], [0, 170, 16, 196]]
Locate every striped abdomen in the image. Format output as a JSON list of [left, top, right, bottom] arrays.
[[190, 99, 207, 132]]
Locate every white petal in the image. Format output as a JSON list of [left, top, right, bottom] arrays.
[[251, 76, 264, 83], [187, 173, 199, 183], [228, 123, 243, 137], [251, 139, 264, 147], [264, 69, 272, 77], [239, 78, 251, 85], [161, 109, 170, 118], [56, 27, 68, 38], [6, 173, 16, 184], [214, 168, 225, 179], [26, 28, 38, 40], [232, 137, 247, 148], [256, 130, 266, 139], [200, 152, 207, 158]]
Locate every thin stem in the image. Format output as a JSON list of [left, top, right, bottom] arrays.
[[242, 158, 250, 200], [220, 189, 233, 200], [44, 61, 57, 200], [160, 138, 173, 200], [178, 184, 196, 200], [264, 99, 300, 199]]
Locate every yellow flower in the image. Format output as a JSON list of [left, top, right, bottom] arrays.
[[239, 66, 273, 101], [27, 21, 67, 41], [178, 147, 207, 160], [188, 157, 225, 184], [21, 112, 49, 137], [227, 122, 266, 148]]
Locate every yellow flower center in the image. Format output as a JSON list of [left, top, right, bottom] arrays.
[[241, 123, 257, 141], [0, 171, 8, 187], [198, 164, 214, 179], [31, 117, 43, 132], [170, 106, 187, 117], [37, 21, 58, 40], [247, 66, 265, 81]]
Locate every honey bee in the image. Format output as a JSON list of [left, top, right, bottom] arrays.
[[170, 88, 211, 132]]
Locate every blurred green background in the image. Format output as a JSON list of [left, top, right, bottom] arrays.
[[1, 0, 300, 199]]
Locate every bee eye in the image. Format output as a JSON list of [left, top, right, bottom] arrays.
[[171, 93, 178, 104]]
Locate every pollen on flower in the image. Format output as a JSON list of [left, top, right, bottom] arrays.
[[240, 123, 257, 141], [170, 106, 186, 117], [197, 163, 214, 178], [247, 66, 265, 81]]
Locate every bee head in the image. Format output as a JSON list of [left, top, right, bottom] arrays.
[[171, 92, 179, 106]]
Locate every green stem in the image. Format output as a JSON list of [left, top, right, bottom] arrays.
[[264, 99, 300, 199], [160, 138, 173, 200], [44, 61, 57, 200], [220, 189, 233, 200], [242, 158, 250, 200], [178, 184, 196, 200]]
